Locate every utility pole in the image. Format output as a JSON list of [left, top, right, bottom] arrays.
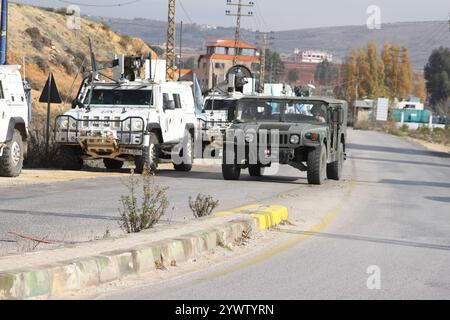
[[226, 0, 254, 66], [178, 20, 183, 81], [255, 31, 274, 89], [166, 0, 176, 80]]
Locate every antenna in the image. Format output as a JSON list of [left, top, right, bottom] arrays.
[[226, 0, 254, 66]]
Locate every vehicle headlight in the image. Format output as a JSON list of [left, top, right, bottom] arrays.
[[57, 118, 69, 130], [131, 119, 143, 131], [245, 132, 255, 143], [290, 134, 300, 144]]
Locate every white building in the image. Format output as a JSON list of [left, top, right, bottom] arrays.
[[292, 49, 333, 64]]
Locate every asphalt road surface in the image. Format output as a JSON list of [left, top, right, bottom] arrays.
[[1, 129, 450, 299], [0, 137, 339, 254], [90, 129, 449, 299]]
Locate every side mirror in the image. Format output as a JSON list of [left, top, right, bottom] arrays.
[[72, 99, 85, 109], [164, 100, 175, 111]]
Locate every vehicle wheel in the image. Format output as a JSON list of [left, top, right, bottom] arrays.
[[56, 146, 83, 171], [222, 142, 241, 180], [103, 158, 124, 170], [248, 164, 262, 177], [135, 132, 159, 174], [173, 131, 193, 172], [0, 130, 24, 177], [327, 142, 344, 180], [307, 144, 327, 185]]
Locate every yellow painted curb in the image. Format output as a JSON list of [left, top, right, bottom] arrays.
[[215, 204, 289, 230]]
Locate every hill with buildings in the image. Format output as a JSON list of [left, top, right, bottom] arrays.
[[96, 16, 449, 70], [8, 3, 156, 115]]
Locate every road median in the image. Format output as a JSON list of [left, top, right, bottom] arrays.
[[0, 204, 288, 299]]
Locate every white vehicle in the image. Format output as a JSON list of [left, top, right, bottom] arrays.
[[0, 65, 32, 177], [55, 55, 197, 173]]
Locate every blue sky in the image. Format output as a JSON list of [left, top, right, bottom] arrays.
[[14, 0, 449, 31]]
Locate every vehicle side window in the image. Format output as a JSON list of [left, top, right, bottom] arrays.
[[163, 93, 170, 108], [0, 81, 4, 99], [173, 93, 182, 109]]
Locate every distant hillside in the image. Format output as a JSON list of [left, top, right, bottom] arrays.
[[9, 3, 156, 115], [97, 16, 450, 69]]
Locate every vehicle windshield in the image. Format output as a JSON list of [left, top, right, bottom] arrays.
[[84, 89, 153, 106], [204, 99, 238, 111], [236, 99, 328, 123]]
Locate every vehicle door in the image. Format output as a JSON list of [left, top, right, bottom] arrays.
[[329, 104, 340, 153], [0, 79, 9, 142], [172, 92, 185, 139], [160, 90, 177, 143]]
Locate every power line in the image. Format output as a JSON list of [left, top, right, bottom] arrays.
[[226, 0, 254, 65], [56, 0, 142, 7], [178, 0, 194, 24]]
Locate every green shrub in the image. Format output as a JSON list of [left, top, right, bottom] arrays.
[[119, 169, 169, 233], [189, 194, 219, 218]]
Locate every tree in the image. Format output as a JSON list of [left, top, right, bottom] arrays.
[[356, 49, 370, 98], [264, 49, 285, 83], [182, 57, 196, 70], [412, 72, 427, 102], [424, 47, 450, 114], [288, 69, 300, 82], [398, 47, 413, 100], [366, 41, 379, 97], [315, 60, 339, 87], [149, 45, 165, 58], [342, 50, 358, 104]]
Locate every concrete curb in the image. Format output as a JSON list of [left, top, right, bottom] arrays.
[[0, 205, 288, 299]]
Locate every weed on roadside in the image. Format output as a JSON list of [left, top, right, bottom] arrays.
[[189, 194, 219, 218], [119, 168, 169, 233]]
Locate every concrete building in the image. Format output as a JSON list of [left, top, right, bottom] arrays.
[[195, 39, 260, 92], [291, 49, 333, 64]]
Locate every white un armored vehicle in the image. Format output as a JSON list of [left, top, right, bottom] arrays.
[[0, 66, 32, 177], [55, 54, 197, 173], [0, 0, 32, 177]]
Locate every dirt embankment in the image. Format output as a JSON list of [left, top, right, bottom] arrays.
[[8, 2, 157, 116]]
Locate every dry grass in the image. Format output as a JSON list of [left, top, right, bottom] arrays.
[[379, 121, 450, 147], [9, 2, 158, 118]]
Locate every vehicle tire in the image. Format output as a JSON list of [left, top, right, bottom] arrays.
[[222, 143, 241, 180], [56, 146, 83, 171], [307, 144, 327, 185], [173, 131, 194, 172], [248, 164, 262, 177], [135, 132, 159, 174], [0, 130, 24, 177], [327, 142, 344, 180], [103, 158, 124, 170]]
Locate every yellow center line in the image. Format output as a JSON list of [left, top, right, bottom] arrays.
[[206, 208, 339, 279]]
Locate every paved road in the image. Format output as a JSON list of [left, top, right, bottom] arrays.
[[91, 129, 450, 299], [0, 143, 317, 254]]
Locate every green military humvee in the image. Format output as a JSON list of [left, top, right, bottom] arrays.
[[221, 96, 347, 185]]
